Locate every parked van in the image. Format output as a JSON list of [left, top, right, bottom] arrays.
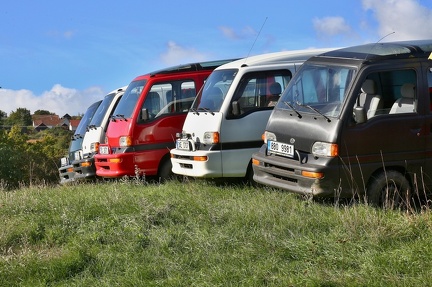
[[72, 86, 126, 180], [170, 49, 332, 181], [58, 100, 102, 184], [252, 40, 432, 207], [94, 59, 236, 180]]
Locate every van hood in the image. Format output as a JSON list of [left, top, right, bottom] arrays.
[[106, 119, 133, 147], [266, 108, 340, 153], [181, 112, 223, 143]]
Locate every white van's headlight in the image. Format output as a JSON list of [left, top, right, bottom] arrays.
[[90, 142, 100, 153], [203, 132, 219, 144]]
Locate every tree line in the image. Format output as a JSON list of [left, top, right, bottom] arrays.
[[0, 108, 76, 190]]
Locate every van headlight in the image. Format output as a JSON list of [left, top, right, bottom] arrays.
[[90, 142, 100, 153], [263, 131, 276, 144], [119, 136, 132, 147], [312, 142, 338, 157], [203, 132, 219, 144]]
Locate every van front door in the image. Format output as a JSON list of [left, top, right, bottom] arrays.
[[340, 68, 426, 195], [423, 64, 432, 190]]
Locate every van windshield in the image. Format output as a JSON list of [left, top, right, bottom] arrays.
[[75, 101, 101, 136], [277, 64, 356, 118], [112, 80, 146, 118], [193, 69, 237, 112], [89, 93, 116, 127]]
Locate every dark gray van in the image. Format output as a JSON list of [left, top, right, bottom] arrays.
[[252, 40, 432, 207]]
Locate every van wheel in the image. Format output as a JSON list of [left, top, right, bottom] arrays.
[[158, 159, 175, 182], [244, 162, 257, 187], [366, 170, 412, 209]]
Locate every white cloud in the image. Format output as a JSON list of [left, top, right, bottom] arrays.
[[0, 85, 104, 117], [220, 26, 238, 40], [313, 16, 352, 37], [362, 0, 432, 41], [46, 29, 77, 40], [160, 41, 208, 66], [219, 25, 257, 40]]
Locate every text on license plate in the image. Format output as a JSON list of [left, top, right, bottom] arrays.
[[267, 140, 294, 157], [99, 146, 109, 155], [176, 140, 190, 150]]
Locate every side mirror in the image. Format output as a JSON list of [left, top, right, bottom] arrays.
[[353, 106, 366, 124], [141, 108, 150, 121], [231, 101, 240, 116]]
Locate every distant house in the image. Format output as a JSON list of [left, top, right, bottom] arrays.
[[34, 122, 48, 132], [62, 113, 72, 121], [32, 115, 61, 129], [31, 114, 79, 131]]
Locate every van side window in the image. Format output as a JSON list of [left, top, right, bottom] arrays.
[[143, 81, 196, 119], [354, 69, 417, 120], [231, 70, 292, 117]]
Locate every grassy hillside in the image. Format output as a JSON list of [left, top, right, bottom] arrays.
[[1, 179, 432, 286]]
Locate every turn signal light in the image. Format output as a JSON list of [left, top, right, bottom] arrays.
[[301, 170, 324, 179]]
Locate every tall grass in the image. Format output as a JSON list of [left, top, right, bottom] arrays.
[[1, 180, 432, 286]]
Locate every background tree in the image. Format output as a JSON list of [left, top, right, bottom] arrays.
[[5, 108, 32, 127], [34, 109, 54, 115], [0, 125, 70, 189], [0, 110, 6, 126]]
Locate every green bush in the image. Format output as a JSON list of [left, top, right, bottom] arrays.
[[0, 126, 71, 189]]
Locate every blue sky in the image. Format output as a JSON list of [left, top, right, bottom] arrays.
[[1, 0, 432, 116]]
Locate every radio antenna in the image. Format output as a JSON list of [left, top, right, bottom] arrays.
[[243, 17, 268, 64], [365, 31, 395, 61], [377, 31, 395, 43]]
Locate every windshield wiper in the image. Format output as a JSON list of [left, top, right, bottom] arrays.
[[296, 102, 331, 122], [189, 107, 199, 115], [283, 101, 302, 118], [87, 124, 97, 131], [111, 114, 126, 121], [197, 107, 215, 115], [72, 133, 83, 140]]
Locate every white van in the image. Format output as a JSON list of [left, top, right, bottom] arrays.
[[170, 49, 332, 180], [72, 86, 126, 180]]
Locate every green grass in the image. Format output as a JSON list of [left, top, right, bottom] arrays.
[[1, 179, 432, 286]]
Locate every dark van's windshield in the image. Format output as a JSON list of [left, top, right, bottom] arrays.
[[277, 64, 356, 118]]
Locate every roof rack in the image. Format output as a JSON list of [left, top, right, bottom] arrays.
[[149, 59, 239, 76], [319, 39, 432, 62]]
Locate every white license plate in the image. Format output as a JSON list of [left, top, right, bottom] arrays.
[[268, 140, 294, 157], [99, 146, 109, 154], [176, 139, 190, 151]]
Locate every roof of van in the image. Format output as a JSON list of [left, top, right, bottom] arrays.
[[148, 59, 239, 76], [315, 39, 432, 62], [107, 85, 128, 96], [216, 48, 335, 70]]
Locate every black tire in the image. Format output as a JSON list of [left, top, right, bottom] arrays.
[[158, 158, 176, 182], [244, 162, 258, 187], [366, 170, 412, 209]]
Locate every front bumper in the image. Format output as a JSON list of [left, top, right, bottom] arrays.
[[252, 150, 340, 197], [58, 164, 76, 184], [170, 149, 222, 177], [72, 157, 97, 180]]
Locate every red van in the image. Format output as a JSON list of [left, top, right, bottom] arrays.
[[94, 59, 235, 180]]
